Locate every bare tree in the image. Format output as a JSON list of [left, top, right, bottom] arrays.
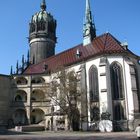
[[43, 67, 81, 131]]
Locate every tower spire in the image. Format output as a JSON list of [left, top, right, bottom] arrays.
[[83, 0, 96, 46], [40, 0, 46, 11], [85, 0, 92, 23]]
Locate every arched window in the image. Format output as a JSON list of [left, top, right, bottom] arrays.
[[38, 21, 45, 31], [31, 109, 45, 124], [31, 89, 45, 101], [114, 103, 125, 120], [30, 23, 35, 33], [110, 62, 124, 100], [15, 90, 27, 102], [130, 65, 140, 112], [15, 95, 22, 101], [89, 65, 99, 102], [15, 77, 27, 85], [31, 77, 45, 84], [89, 65, 100, 122], [48, 21, 55, 33], [110, 62, 126, 121]]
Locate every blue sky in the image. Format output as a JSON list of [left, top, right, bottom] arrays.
[[0, 0, 139, 74]]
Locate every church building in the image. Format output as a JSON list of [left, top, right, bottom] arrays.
[[0, 0, 140, 132]]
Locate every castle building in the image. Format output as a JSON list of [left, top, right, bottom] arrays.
[[0, 0, 140, 131]]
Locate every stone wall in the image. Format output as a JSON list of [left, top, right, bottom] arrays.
[[0, 75, 11, 131]]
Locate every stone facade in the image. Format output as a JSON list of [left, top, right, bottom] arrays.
[[0, 0, 140, 132], [0, 75, 11, 131], [9, 53, 140, 131]]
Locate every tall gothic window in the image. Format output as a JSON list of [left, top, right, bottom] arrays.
[[89, 65, 100, 121], [114, 102, 125, 120], [89, 65, 99, 102], [130, 65, 140, 112], [110, 62, 124, 100], [110, 62, 125, 121]]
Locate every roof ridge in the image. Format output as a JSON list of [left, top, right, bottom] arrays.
[[26, 33, 114, 68], [25, 32, 128, 74]]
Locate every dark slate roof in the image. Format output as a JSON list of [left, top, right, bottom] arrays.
[[24, 33, 127, 74]]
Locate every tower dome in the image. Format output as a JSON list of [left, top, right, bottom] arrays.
[[29, 0, 57, 64]]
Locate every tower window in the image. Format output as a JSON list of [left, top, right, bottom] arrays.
[[30, 23, 35, 33], [48, 22, 54, 33], [38, 21, 45, 31]]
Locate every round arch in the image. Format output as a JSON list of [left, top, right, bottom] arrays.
[[15, 90, 27, 102], [15, 77, 28, 85], [31, 108, 45, 124], [31, 89, 45, 101], [31, 77, 45, 84]]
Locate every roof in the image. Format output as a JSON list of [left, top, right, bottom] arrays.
[[24, 33, 127, 74]]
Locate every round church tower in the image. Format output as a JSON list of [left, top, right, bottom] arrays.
[[29, 0, 57, 64]]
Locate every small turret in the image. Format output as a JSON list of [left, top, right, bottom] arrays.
[[27, 50, 30, 66], [10, 66, 13, 75], [22, 55, 25, 70], [16, 61, 19, 74]]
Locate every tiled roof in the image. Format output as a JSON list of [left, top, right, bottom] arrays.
[[24, 33, 127, 74]]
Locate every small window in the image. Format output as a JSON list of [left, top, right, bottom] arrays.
[[38, 21, 45, 31], [30, 23, 35, 33]]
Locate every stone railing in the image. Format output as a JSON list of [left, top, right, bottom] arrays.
[[11, 101, 27, 107], [31, 101, 50, 107]]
